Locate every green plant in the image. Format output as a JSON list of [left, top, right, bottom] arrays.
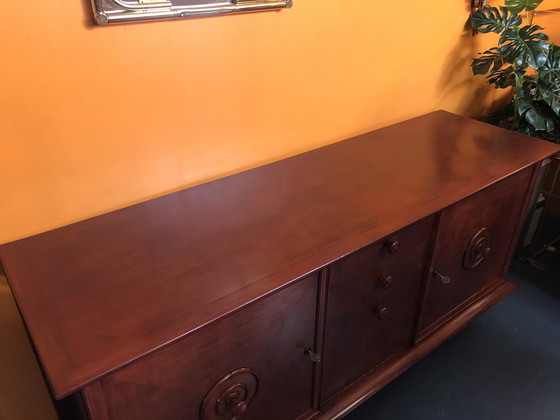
[[471, 1, 560, 139]]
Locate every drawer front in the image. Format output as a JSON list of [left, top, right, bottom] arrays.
[[321, 216, 434, 403], [416, 167, 532, 338], [87, 274, 318, 420]]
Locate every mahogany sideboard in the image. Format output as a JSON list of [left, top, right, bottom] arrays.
[[2, 111, 559, 420]]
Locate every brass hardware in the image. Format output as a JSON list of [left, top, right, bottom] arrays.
[[433, 270, 451, 284], [92, 0, 293, 25], [304, 346, 321, 363]]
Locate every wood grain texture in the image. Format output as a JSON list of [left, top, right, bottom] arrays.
[[0, 111, 558, 399], [416, 167, 533, 337], [321, 216, 434, 403], [314, 280, 518, 420], [89, 273, 317, 420]]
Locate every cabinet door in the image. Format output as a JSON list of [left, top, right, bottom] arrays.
[[87, 274, 318, 420], [416, 167, 532, 338], [321, 217, 434, 403]]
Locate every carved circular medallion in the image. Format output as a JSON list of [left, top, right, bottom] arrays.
[[463, 227, 492, 269], [200, 368, 259, 420]]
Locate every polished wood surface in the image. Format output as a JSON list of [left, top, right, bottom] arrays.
[[88, 274, 317, 420], [1, 110, 559, 401]]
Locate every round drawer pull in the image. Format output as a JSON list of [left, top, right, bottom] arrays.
[[384, 240, 400, 254], [374, 305, 388, 320], [378, 275, 394, 289], [201, 368, 259, 420], [226, 392, 248, 416]]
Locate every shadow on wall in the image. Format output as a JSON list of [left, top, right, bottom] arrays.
[[437, 1, 509, 119], [80, 0, 98, 28]]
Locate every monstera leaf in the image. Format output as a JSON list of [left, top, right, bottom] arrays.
[[472, 4, 560, 137], [486, 66, 518, 88], [471, 6, 521, 33], [505, 0, 544, 14], [499, 25, 550, 68], [472, 48, 505, 75], [540, 45, 560, 90], [539, 49, 560, 116], [518, 100, 558, 132], [541, 45, 560, 70], [541, 90, 560, 116]]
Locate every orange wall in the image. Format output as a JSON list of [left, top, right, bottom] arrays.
[[1, 0, 559, 245]]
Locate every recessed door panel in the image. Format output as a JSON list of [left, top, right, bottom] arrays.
[[90, 274, 318, 420], [417, 167, 532, 338]]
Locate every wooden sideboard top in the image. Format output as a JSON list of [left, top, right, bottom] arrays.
[[1, 110, 559, 399]]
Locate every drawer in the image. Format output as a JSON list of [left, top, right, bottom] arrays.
[[321, 216, 434, 403], [84, 274, 318, 420], [416, 167, 533, 338]]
